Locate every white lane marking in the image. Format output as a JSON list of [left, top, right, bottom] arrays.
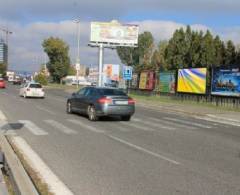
[[108, 135, 180, 165], [207, 114, 240, 123], [132, 118, 176, 130], [147, 117, 197, 130], [12, 136, 74, 195], [19, 120, 48, 135], [195, 116, 240, 127], [0, 110, 7, 121], [45, 120, 77, 134], [36, 105, 56, 115], [120, 121, 155, 132], [164, 117, 212, 129], [68, 119, 105, 133]]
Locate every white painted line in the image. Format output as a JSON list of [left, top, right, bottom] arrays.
[[19, 120, 48, 135], [68, 119, 105, 133], [108, 135, 180, 165], [36, 106, 56, 115], [45, 120, 77, 134], [132, 118, 176, 130], [148, 117, 197, 130], [11, 136, 74, 195], [0, 110, 7, 121], [164, 117, 212, 129], [207, 114, 240, 123], [195, 116, 240, 127], [120, 121, 155, 132]]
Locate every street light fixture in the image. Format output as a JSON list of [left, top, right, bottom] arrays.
[[73, 19, 80, 88]]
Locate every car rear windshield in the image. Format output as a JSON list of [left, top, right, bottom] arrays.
[[29, 84, 42, 88], [98, 88, 126, 96]]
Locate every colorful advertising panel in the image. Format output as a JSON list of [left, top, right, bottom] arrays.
[[131, 73, 139, 89], [159, 71, 176, 93], [90, 22, 139, 45], [139, 72, 147, 89], [102, 64, 120, 87], [139, 71, 155, 90], [177, 68, 207, 94], [211, 67, 240, 97]]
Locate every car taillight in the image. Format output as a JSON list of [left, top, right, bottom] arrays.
[[41, 88, 44, 92], [97, 97, 112, 104], [27, 88, 30, 91], [128, 98, 135, 105]]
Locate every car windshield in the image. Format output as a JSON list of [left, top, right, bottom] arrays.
[[98, 88, 126, 96], [29, 84, 42, 88]]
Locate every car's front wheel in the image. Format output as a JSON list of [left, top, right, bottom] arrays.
[[67, 101, 73, 114], [121, 115, 131, 121], [88, 105, 98, 121]]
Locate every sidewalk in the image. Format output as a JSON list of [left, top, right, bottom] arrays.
[[137, 99, 240, 124]]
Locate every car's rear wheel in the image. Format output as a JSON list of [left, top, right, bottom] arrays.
[[67, 101, 73, 114], [23, 93, 27, 98], [88, 105, 98, 121], [121, 115, 131, 121]]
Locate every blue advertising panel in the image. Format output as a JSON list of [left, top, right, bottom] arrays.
[[211, 67, 240, 97], [123, 66, 133, 80]]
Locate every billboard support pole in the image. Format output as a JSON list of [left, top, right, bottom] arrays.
[[98, 43, 104, 87]]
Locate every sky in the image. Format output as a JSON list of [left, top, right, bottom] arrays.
[[0, 0, 240, 72]]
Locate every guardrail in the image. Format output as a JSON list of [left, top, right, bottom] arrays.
[[0, 135, 39, 195]]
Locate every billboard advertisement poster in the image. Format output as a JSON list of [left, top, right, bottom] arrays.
[[90, 22, 139, 45], [102, 64, 120, 87], [139, 71, 155, 90], [146, 71, 155, 90], [177, 68, 207, 94], [131, 74, 139, 89], [159, 71, 176, 93], [211, 67, 240, 97], [139, 72, 147, 89]]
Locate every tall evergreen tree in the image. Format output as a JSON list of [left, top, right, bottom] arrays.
[[225, 40, 236, 65], [213, 36, 225, 66]]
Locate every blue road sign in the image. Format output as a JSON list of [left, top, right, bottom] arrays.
[[123, 66, 133, 80]]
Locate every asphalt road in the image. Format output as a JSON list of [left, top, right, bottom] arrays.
[[0, 84, 240, 195]]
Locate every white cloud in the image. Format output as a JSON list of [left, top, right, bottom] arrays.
[[2, 19, 239, 72]]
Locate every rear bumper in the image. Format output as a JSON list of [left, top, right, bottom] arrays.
[[26, 92, 45, 97], [96, 104, 135, 116]]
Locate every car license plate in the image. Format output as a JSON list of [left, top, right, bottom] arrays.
[[115, 101, 128, 105]]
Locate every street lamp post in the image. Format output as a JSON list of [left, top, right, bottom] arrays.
[[74, 19, 80, 88]]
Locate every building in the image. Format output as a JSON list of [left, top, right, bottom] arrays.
[[88, 67, 99, 83], [0, 39, 8, 65]]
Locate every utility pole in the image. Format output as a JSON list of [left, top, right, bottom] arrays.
[[73, 19, 80, 88]]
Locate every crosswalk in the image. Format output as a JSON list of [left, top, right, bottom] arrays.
[[0, 115, 233, 136]]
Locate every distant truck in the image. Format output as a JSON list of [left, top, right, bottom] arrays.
[[6, 71, 15, 82]]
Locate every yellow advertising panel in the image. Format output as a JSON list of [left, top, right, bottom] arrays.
[[139, 72, 147, 89], [177, 68, 207, 94]]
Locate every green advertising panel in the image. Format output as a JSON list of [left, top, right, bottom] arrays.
[[159, 71, 176, 93]]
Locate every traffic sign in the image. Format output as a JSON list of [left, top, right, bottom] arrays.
[[123, 66, 133, 80]]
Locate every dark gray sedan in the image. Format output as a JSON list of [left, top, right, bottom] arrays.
[[67, 87, 135, 121]]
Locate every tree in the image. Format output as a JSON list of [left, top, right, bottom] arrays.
[[42, 37, 70, 83], [68, 66, 76, 76], [116, 47, 139, 66], [0, 63, 6, 75], [151, 40, 168, 71], [225, 40, 236, 65], [213, 35, 225, 66], [35, 73, 48, 85]]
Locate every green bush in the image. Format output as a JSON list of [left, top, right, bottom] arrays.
[[35, 73, 48, 86]]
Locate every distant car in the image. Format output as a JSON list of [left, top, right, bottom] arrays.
[[13, 77, 22, 85], [19, 82, 45, 98], [67, 87, 135, 121], [0, 78, 6, 88]]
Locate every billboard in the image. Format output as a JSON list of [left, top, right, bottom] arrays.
[[102, 64, 120, 87], [211, 67, 240, 97], [177, 68, 207, 94], [139, 71, 155, 90], [159, 71, 176, 93], [90, 22, 139, 45]]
